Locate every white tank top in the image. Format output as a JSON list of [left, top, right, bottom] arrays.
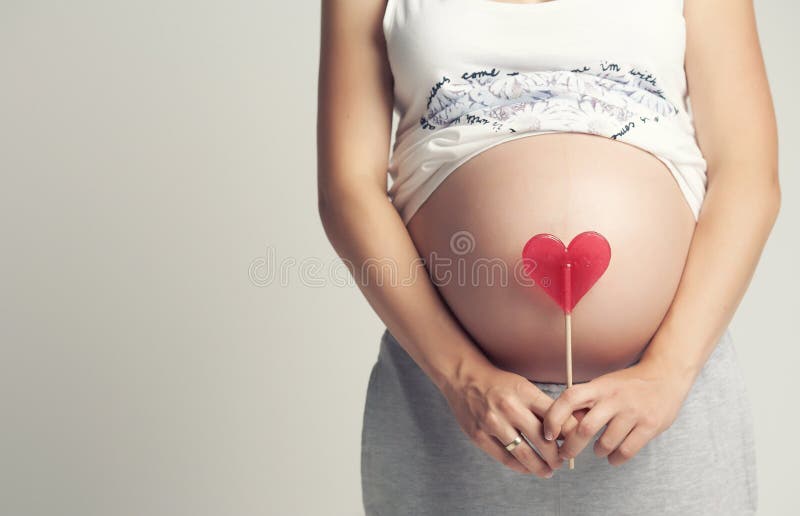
[[382, 0, 708, 223]]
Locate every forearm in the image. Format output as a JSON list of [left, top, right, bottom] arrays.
[[319, 182, 496, 391], [640, 164, 781, 386]]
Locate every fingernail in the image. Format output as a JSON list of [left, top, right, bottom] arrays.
[[545, 431, 553, 441], [545, 470, 554, 478]]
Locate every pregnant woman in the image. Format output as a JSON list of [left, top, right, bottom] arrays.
[[317, 0, 780, 514]]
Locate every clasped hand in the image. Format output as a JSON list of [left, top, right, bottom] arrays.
[[442, 357, 696, 478], [543, 359, 695, 466]]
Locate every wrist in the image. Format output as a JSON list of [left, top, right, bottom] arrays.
[[638, 349, 700, 392], [638, 322, 710, 389], [429, 341, 496, 393], [448, 353, 496, 391]]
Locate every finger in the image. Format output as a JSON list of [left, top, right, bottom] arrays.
[[557, 398, 618, 461], [543, 383, 597, 442], [471, 430, 530, 475], [493, 423, 554, 478], [593, 413, 636, 459], [524, 387, 582, 441], [560, 408, 588, 440], [570, 407, 590, 423], [508, 407, 563, 470], [607, 424, 652, 466]]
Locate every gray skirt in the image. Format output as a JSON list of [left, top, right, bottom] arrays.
[[361, 328, 758, 516]]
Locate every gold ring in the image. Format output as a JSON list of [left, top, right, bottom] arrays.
[[504, 434, 523, 452]]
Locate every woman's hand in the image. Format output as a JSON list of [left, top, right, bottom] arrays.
[[439, 364, 579, 478], [541, 359, 696, 466]]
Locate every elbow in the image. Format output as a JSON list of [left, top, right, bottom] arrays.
[[317, 181, 380, 245], [762, 163, 782, 220], [317, 158, 389, 231], [711, 159, 782, 222], [754, 152, 782, 221], [753, 173, 782, 226], [317, 178, 346, 228], [768, 180, 782, 222], [317, 188, 332, 225], [317, 187, 342, 243]]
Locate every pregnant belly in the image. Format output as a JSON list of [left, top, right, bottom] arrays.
[[406, 132, 697, 383]]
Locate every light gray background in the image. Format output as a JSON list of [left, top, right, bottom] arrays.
[[1, 1, 796, 515]]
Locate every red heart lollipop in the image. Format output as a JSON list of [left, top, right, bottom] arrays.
[[521, 231, 611, 314]]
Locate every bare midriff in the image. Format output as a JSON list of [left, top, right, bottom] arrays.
[[406, 132, 696, 383]]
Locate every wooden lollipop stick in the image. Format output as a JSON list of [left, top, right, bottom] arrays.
[[563, 263, 575, 470], [565, 311, 574, 470], [522, 232, 611, 473]]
